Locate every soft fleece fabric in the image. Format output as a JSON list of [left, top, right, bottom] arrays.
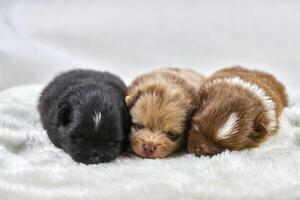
[[0, 85, 300, 200]]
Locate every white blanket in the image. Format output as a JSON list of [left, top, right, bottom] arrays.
[[0, 85, 300, 200]]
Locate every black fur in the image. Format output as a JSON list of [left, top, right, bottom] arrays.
[[38, 69, 131, 164]]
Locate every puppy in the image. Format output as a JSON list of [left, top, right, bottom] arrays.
[[126, 68, 205, 158], [38, 70, 131, 164], [187, 66, 288, 156]]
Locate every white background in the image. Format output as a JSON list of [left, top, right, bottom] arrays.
[[0, 0, 299, 91]]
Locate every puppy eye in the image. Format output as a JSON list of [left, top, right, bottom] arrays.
[[132, 123, 144, 130], [166, 132, 180, 142], [108, 141, 117, 146]]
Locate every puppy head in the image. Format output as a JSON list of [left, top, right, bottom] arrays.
[[126, 87, 193, 158], [187, 87, 269, 156], [56, 86, 128, 164]]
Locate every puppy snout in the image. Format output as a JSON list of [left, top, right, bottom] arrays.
[[89, 154, 100, 163], [194, 144, 214, 157], [143, 144, 156, 155], [89, 152, 113, 163], [195, 149, 213, 157]]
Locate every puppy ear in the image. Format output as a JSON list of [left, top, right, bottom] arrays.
[[197, 88, 208, 109], [186, 103, 197, 118], [248, 111, 269, 146], [248, 123, 268, 142], [125, 95, 135, 107], [125, 90, 143, 108], [248, 114, 269, 143], [58, 103, 73, 126]]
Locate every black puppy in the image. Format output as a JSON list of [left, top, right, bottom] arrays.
[[38, 69, 131, 164]]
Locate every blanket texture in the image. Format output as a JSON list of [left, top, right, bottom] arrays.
[[0, 85, 300, 200]]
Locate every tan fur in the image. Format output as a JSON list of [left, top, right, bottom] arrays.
[[187, 66, 288, 156], [127, 68, 205, 158]]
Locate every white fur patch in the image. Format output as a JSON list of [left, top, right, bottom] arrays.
[[193, 124, 200, 132], [205, 77, 277, 132], [93, 111, 102, 131], [216, 112, 239, 140]]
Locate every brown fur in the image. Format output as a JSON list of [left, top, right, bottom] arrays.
[[126, 68, 205, 158], [187, 66, 288, 156]]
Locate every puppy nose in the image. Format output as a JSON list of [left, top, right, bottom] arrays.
[[89, 152, 113, 163], [195, 150, 212, 157], [195, 144, 217, 157], [89, 151, 101, 162], [143, 144, 156, 155], [89, 155, 100, 163], [194, 144, 214, 157]]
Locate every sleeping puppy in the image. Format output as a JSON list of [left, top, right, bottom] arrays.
[[187, 66, 288, 156], [126, 68, 205, 158], [38, 70, 131, 164]]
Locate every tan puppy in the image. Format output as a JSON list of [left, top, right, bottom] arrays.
[[126, 68, 205, 158], [187, 66, 288, 156]]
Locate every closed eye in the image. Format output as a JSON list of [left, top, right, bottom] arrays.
[[132, 123, 144, 130], [108, 141, 121, 147], [166, 132, 181, 142], [108, 141, 116, 146]]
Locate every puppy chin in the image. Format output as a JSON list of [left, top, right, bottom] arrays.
[[71, 153, 116, 164], [130, 131, 177, 159], [131, 144, 172, 159]]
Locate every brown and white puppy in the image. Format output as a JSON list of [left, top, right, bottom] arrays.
[[187, 66, 288, 156], [126, 68, 205, 158]]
